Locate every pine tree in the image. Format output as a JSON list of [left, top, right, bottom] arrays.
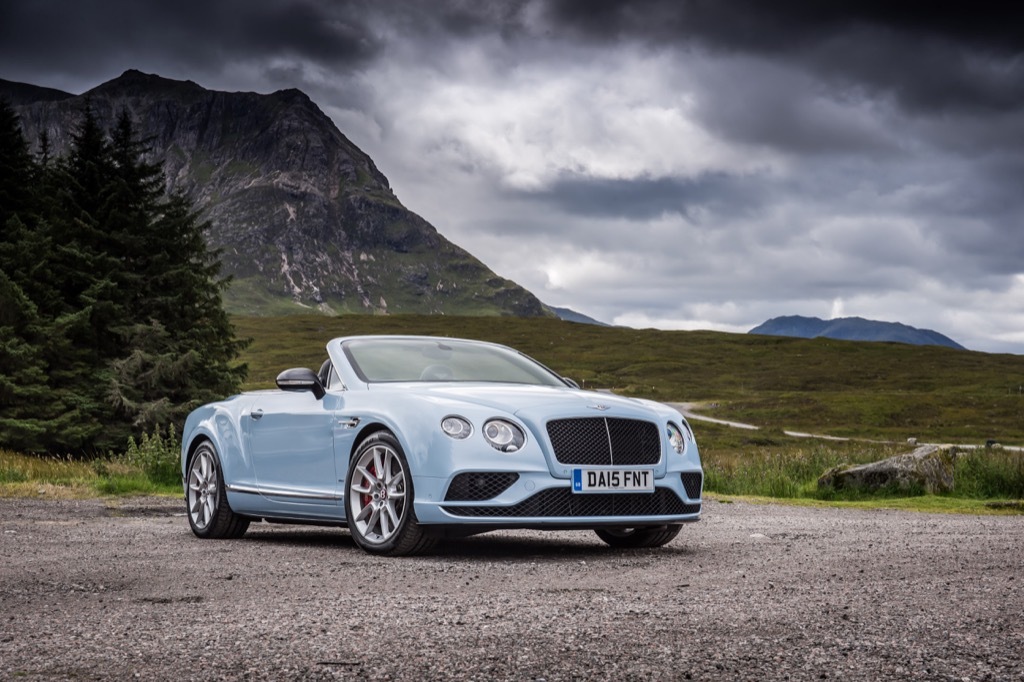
[[0, 98, 34, 228], [0, 271, 50, 452], [103, 111, 247, 435], [0, 101, 247, 454], [0, 103, 87, 451], [0, 102, 47, 451]]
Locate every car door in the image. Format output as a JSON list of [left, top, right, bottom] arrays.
[[245, 390, 341, 505]]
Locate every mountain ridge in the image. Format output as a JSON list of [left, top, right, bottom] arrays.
[[548, 306, 609, 326], [2, 70, 549, 318], [749, 315, 965, 350]]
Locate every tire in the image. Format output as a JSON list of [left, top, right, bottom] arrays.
[[186, 441, 250, 539], [346, 432, 436, 556], [594, 525, 682, 549]]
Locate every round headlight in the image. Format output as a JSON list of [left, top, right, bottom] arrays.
[[483, 419, 526, 453], [667, 422, 686, 454], [441, 416, 472, 440]]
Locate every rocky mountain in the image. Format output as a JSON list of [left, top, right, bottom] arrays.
[[1, 70, 548, 317], [549, 306, 609, 326], [749, 315, 965, 350]]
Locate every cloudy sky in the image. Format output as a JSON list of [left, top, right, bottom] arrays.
[[3, 1, 1024, 353]]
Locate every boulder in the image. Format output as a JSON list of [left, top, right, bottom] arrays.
[[818, 445, 958, 495]]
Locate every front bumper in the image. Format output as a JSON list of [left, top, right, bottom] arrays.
[[414, 469, 703, 527]]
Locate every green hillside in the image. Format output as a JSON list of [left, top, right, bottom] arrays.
[[233, 315, 1024, 444]]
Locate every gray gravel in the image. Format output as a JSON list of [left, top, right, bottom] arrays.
[[1, 496, 1021, 681]]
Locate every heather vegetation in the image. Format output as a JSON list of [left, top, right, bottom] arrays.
[[1, 311, 1022, 506], [233, 314, 1024, 444], [228, 314, 1024, 505]]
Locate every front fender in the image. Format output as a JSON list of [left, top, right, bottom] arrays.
[[180, 395, 257, 491], [345, 407, 444, 474]]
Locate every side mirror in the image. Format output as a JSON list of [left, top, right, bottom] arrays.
[[276, 367, 326, 400]]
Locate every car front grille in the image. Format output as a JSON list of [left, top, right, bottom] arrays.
[[681, 472, 703, 500], [444, 472, 520, 501], [545, 417, 661, 466], [441, 488, 700, 518]]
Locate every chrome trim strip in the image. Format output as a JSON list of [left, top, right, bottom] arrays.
[[226, 483, 343, 501], [603, 418, 615, 465], [225, 483, 261, 495]]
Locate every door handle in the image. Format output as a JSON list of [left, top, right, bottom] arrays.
[[250, 409, 264, 420]]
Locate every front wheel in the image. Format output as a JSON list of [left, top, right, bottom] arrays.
[[186, 441, 249, 539], [346, 432, 436, 556], [594, 525, 681, 548]]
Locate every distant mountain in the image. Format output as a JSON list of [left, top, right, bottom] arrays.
[[749, 315, 965, 350], [548, 306, 609, 326], [1, 70, 549, 317]]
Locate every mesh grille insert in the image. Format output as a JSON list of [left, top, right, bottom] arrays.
[[444, 473, 520, 502], [546, 418, 661, 466], [681, 472, 703, 500]]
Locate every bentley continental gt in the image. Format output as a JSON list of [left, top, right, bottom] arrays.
[[181, 335, 703, 556]]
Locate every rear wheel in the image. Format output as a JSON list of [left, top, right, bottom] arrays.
[[186, 442, 249, 539], [594, 525, 681, 548], [346, 432, 436, 556]]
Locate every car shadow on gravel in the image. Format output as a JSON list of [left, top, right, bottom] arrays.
[[236, 525, 698, 562], [243, 525, 354, 548], [428, 534, 699, 563]]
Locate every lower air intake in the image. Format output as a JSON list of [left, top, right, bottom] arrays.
[[444, 472, 520, 501], [442, 488, 700, 518]]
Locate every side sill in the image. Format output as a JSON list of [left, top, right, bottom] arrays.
[[225, 483, 343, 501]]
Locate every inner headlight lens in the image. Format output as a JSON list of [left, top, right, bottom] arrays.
[[441, 416, 472, 440], [667, 423, 686, 454], [483, 419, 526, 453]]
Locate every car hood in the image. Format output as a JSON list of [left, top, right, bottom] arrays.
[[376, 383, 673, 421]]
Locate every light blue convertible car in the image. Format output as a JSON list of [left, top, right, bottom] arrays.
[[181, 335, 703, 556]]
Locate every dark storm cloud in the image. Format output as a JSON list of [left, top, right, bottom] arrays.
[[4, 0, 1023, 350], [0, 0, 381, 85], [540, 0, 1024, 115], [516, 172, 765, 221], [543, 0, 1024, 54]]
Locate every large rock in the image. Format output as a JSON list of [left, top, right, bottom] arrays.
[[818, 445, 958, 495]]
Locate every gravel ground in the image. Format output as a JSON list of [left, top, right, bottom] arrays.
[[1, 496, 1021, 681]]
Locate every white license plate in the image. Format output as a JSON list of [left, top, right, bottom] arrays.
[[572, 469, 654, 493]]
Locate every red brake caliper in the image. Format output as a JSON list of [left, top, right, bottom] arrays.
[[361, 462, 376, 509]]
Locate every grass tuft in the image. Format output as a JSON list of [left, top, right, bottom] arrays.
[[0, 433, 181, 498]]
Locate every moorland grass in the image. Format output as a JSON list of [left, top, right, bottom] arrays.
[[4, 313, 1023, 511], [697, 421, 1024, 502], [232, 314, 1024, 444], [0, 436, 182, 498]]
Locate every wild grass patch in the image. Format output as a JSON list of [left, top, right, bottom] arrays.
[[0, 430, 182, 498], [698, 421, 1024, 505], [701, 435, 906, 500], [0, 450, 96, 485], [955, 447, 1024, 499]]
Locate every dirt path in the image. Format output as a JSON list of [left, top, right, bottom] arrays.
[[670, 402, 1024, 451], [1, 495, 1021, 680]]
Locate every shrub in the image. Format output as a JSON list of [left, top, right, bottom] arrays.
[[955, 448, 1024, 499], [121, 425, 181, 487]]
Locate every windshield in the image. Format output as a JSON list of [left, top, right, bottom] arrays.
[[342, 338, 566, 386]]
